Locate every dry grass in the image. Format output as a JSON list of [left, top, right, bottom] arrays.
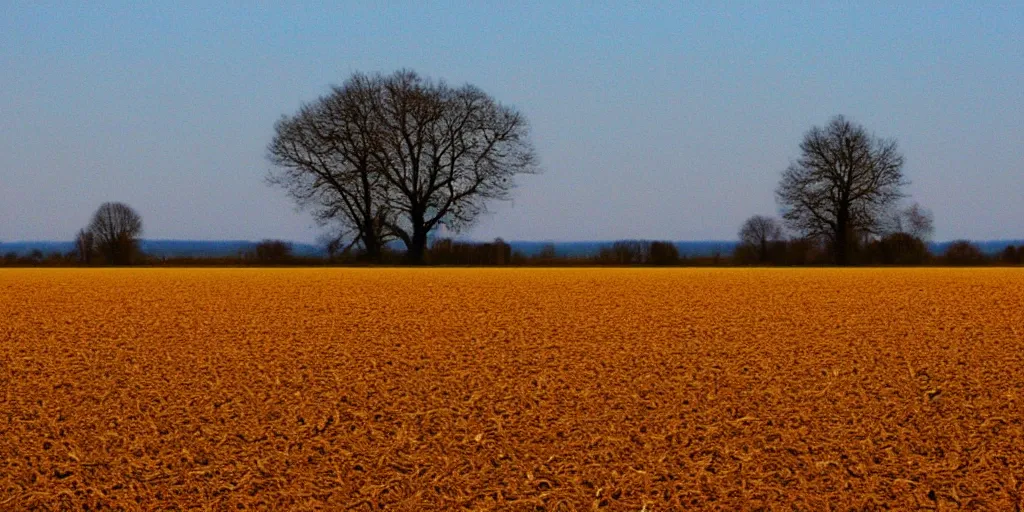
[[1, 268, 1023, 510]]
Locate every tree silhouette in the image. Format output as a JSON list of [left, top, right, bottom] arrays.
[[88, 202, 143, 265], [776, 116, 906, 265], [268, 70, 538, 264], [372, 71, 538, 263], [268, 74, 392, 262], [739, 215, 784, 263]]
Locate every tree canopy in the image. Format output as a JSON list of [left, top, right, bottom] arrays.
[[268, 70, 538, 263], [88, 202, 143, 265], [776, 115, 906, 265]]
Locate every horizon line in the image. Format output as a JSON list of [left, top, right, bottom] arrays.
[[3, 237, 1024, 245]]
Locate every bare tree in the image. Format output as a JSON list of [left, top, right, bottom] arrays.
[[598, 241, 649, 264], [88, 202, 143, 265], [872, 202, 934, 264], [370, 70, 538, 263], [74, 228, 94, 265], [317, 232, 343, 262], [902, 203, 934, 241], [738, 215, 784, 263], [268, 73, 393, 262], [268, 70, 536, 264], [886, 202, 934, 239], [776, 116, 906, 265]]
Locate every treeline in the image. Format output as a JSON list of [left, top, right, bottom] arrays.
[[6, 237, 1021, 267], [428, 238, 1020, 266], [423, 239, 713, 266], [0, 239, 326, 267], [734, 237, 1023, 266]]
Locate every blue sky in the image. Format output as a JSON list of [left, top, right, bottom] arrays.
[[1, 2, 1021, 243]]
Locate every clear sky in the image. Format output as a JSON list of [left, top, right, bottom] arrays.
[[1, 2, 1021, 243]]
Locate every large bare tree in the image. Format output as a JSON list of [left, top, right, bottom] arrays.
[[268, 70, 537, 264], [738, 215, 784, 263], [268, 73, 392, 261], [776, 116, 906, 265], [88, 202, 143, 265], [370, 70, 538, 263]]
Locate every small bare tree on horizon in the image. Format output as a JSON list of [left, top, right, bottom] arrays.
[[88, 202, 143, 265], [739, 215, 784, 263], [894, 202, 935, 241], [776, 115, 907, 265]]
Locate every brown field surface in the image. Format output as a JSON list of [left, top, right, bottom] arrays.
[[2, 268, 1023, 510]]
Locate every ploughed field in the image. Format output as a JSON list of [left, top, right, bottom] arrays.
[[2, 268, 1023, 510]]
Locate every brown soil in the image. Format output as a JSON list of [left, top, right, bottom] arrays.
[[1, 268, 1022, 510]]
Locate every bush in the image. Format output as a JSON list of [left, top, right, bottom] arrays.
[[252, 240, 293, 264], [943, 240, 985, 266]]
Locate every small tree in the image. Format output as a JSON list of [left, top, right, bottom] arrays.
[[869, 202, 934, 265], [88, 202, 143, 265], [598, 241, 649, 264], [318, 232, 355, 263], [738, 215, 784, 264], [901, 203, 935, 241]]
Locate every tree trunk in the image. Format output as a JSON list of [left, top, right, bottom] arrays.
[[404, 211, 428, 264], [363, 238, 381, 263], [407, 228, 428, 264], [835, 215, 850, 266], [361, 219, 382, 263]]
